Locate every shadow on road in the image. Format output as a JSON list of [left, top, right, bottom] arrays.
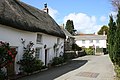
[[18, 59, 88, 80]]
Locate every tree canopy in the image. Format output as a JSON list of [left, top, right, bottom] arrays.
[[113, 8, 120, 66], [65, 20, 75, 35], [97, 25, 109, 35], [111, 0, 120, 11], [108, 15, 117, 62], [108, 8, 120, 67]]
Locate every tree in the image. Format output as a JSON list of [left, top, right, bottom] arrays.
[[108, 15, 117, 62], [97, 25, 109, 35], [111, 0, 120, 11], [113, 8, 120, 66], [65, 20, 75, 35]]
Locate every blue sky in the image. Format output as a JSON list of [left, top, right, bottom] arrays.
[[22, 0, 114, 34]]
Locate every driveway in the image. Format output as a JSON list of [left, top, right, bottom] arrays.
[[18, 54, 115, 80]]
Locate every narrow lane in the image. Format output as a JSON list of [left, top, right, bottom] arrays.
[[18, 55, 115, 80], [55, 54, 115, 80], [18, 59, 87, 80]]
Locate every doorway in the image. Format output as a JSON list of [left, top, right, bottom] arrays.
[[45, 49, 50, 66]]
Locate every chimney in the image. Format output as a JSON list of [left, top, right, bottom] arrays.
[[43, 3, 49, 14]]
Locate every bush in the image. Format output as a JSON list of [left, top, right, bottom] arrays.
[[17, 41, 43, 74], [17, 53, 44, 73], [34, 60, 43, 71], [52, 56, 65, 66], [115, 65, 120, 78], [85, 47, 94, 55]]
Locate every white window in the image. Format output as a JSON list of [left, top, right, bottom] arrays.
[[96, 40, 99, 43], [89, 40, 93, 43], [35, 48, 42, 59], [57, 38, 60, 45], [37, 34, 42, 44], [82, 40, 85, 44]]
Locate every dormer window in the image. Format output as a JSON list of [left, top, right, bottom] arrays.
[[37, 34, 42, 44]]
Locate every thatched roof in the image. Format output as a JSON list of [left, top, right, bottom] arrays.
[[0, 0, 65, 38]]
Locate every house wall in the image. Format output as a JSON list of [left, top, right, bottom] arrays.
[[0, 24, 64, 74], [76, 39, 106, 48]]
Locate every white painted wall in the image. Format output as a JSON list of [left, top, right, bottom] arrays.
[[76, 39, 106, 48], [0, 24, 64, 74]]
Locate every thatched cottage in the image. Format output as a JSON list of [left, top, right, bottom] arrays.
[[0, 0, 65, 75]]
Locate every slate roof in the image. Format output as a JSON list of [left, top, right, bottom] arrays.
[[0, 0, 65, 38], [74, 35, 107, 40]]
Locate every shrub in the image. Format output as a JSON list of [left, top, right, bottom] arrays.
[[0, 41, 17, 68], [17, 41, 43, 74], [34, 60, 43, 71], [85, 47, 94, 55], [115, 65, 120, 78], [52, 57, 60, 65], [52, 56, 65, 66]]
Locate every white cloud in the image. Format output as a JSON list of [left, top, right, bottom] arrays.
[[63, 13, 102, 34], [49, 7, 58, 20], [100, 16, 107, 22]]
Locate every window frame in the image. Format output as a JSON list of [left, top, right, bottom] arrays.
[[36, 34, 42, 44], [96, 40, 99, 43], [82, 40, 85, 44], [89, 40, 93, 43], [35, 48, 42, 60]]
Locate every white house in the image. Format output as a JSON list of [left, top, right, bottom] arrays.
[[74, 34, 107, 55], [0, 0, 65, 75]]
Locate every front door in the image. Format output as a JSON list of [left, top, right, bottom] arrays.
[[45, 49, 47, 66]]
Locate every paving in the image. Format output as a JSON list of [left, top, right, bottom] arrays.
[[18, 54, 115, 80], [55, 54, 115, 80]]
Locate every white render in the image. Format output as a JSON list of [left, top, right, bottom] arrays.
[[0, 24, 64, 74], [75, 39, 107, 48], [74, 35, 107, 48], [74, 35, 107, 55]]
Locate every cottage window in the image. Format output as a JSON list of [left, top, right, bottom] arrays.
[[35, 48, 42, 59], [37, 34, 42, 44], [82, 40, 85, 44]]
